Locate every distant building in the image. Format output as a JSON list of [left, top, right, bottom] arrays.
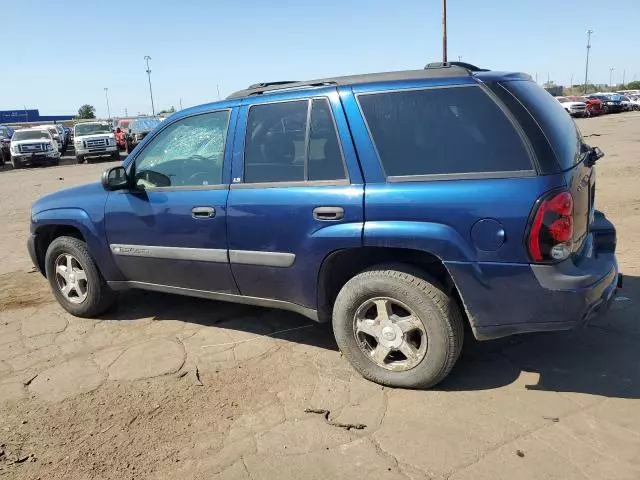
[[0, 109, 74, 124]]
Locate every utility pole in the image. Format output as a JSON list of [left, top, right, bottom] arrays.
[[442, 0, 447, 63], [457, 55, 462, 62], [584, 29, 593, 94], [124, 108, 128, 117], [547, 73, 550, 86], [104, 88, 111, 120], [609, 67, 615, 88], [179, 98, 183, 110], [622, 69, 626, 88], [535, 73, 538, 83], [144, 56, 156, 116], [217, 84, 221, 100], [570, 73, 574, 88]]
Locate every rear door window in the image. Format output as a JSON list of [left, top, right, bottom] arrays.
[[244, 98, 347, 183], [501, 80, 582, 170], [357, 85, 532, 178]]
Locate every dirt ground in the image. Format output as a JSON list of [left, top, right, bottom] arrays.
[[1, 114, 639, 480]]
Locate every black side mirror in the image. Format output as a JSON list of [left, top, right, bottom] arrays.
[[102, 166, 129, 191]]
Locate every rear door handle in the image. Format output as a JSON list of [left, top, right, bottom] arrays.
[[192, 206, 216, 219], [313, 206, 344, 221]]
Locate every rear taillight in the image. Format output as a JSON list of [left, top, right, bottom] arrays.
[[528, 191, 574, 262]]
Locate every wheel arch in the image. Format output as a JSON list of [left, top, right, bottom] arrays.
[[316, 247, 468, 327]]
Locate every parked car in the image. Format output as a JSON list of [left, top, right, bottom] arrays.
[[114, 119, 132, 150], [575, 96, 604, 116], [9, 127, 60, 168], [587, 94, 623, 113], [628, 95, 640, 111], [54, 124, 68, 153], [27, 66, 621, 388], [555, 96, 587, 117], [37, 125, 63, 151], [73, 121, 120, 164], [125, 117, 162, 153], [0, 125, 14, 166], [619, 95, 633, 112]]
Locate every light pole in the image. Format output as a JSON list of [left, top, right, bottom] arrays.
[[583, 29, 593, 94], [609, 67, 615, 88], [144, 56, 156, 116], [442, 0, 447, 63], [104, 88, 111, 120]]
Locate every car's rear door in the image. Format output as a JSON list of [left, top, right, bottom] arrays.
[[226, 88, 364, 311], [104, 108, 239, 293]]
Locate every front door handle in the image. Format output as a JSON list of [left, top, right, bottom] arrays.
[[192, 206, 216, 219], [313, 206, 344, 221]]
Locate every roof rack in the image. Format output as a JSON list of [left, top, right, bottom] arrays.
[[227, 66, 471, 99], [425, 61, 489, 72], [247, 81, 300, 89]]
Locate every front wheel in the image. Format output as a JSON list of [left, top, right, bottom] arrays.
[[332, 264, 464, 389], [44, 236, 114, 317], [10, 155, 22, 169], [111, 150, 120, 161], [76, 155, 84, 164]]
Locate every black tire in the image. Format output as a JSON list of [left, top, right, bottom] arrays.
[[111, 150, 120, 161], [44, 236, 114, 317], [50, 158, 60, 166], [332, 264, 464, 389], [76, 155, 84, 164], [10, 155, 22, 169]]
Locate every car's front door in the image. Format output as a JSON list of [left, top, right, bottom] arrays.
[[226, 89, 364, 311], [104, 108, 239, 293]]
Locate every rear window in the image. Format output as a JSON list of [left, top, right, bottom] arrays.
[[358, 85, 532, 178], [502, 80, 581, 170]]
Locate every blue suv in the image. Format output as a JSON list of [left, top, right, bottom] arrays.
[[28, 65, 621, 388]]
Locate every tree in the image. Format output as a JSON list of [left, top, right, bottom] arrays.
[[158, 106, 176, 115], [626, 80, 640, 90], [77, 105, 96, 119]]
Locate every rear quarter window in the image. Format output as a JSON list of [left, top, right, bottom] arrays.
[[357, 85, 533, 178], [501, 80, 582, 170]]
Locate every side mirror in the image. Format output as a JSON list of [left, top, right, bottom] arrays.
[[102, 166, 128, 191]]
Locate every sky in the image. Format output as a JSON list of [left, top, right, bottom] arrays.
[[2, 0, 639, 117]]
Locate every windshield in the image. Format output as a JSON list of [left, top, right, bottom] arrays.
[[503, 80, 582, 170], [131, 118, 161, 133], [75, 123, 111, 136], [556, 97, 569, 103], [13, 130, 51, 141], [0, 127, 11, 138]]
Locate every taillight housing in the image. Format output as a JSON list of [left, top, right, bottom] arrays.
[[527, 191, 574, 262]]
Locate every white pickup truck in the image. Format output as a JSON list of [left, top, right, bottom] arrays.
[[555, 96, 587, 117], [9, 127, 61, 169], [73, 122, 120, 164]]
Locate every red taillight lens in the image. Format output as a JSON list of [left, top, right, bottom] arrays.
[[528, 191, 574, 262]]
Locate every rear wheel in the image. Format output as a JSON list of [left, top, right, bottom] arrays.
[[332, 264, 464, 389], [44, 236, 114, 317]]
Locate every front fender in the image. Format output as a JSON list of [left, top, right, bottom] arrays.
[[32, 208, 124, 281]]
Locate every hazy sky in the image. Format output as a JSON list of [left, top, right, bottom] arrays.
[[3, 0, 639, 117]]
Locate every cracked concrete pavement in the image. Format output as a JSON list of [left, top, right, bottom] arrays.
[[1, 114, 640, 479]]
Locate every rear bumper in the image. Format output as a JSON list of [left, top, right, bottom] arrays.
[[446, 213, 620, 340]]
